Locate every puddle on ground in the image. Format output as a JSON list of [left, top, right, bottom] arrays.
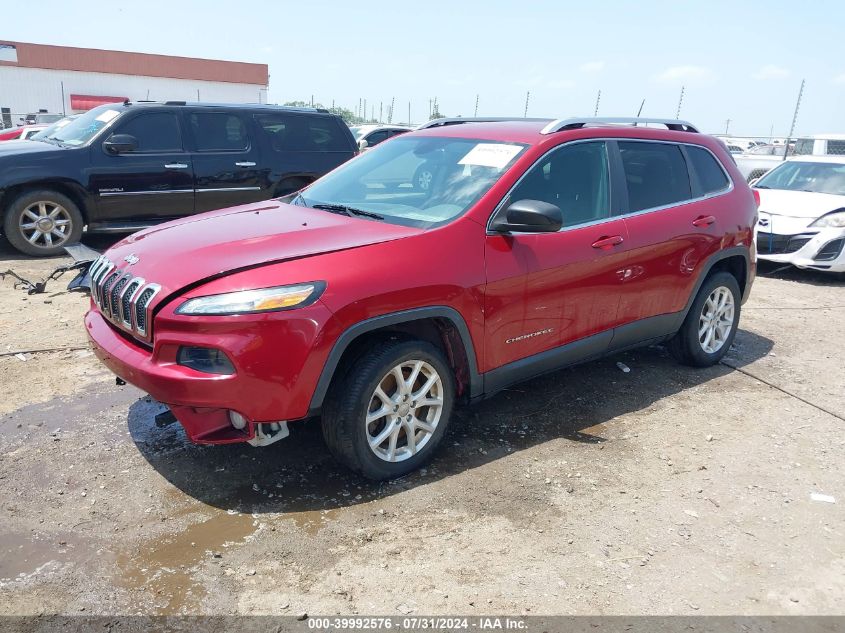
[[0, 529, 88, 582], [0, 384, 144, 443], [286, 508, 340, 536], [116, 510, 257, 613]]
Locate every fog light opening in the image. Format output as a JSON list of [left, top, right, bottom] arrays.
[[228, 410, 247, 430]]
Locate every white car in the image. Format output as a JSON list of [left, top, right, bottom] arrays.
[[735, 144, 790, 181], [754, 156, 845, 273], [349, 124, 411, 151]]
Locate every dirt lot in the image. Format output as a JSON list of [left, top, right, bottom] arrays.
[[1, 238, 843, 616]]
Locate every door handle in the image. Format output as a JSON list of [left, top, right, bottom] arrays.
[[591, 235, 624, 249], [235, 161, 256, 167], [164, 163, 189, 169], [692, 215, 716, 227]]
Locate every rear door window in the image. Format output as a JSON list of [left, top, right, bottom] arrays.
[[255, 114, 349, 152], [365, 130, 389, 146], [114, 112, 182, 153], [686, 146, 730, 195], [618, 142, 692, 212], [189, 112, 250, 151]]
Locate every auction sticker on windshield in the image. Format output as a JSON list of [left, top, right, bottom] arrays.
[[458, 143, 523, 169], [95, 109, 120, 123]]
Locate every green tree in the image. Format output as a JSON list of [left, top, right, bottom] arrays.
[[282, 100, 363, 125]]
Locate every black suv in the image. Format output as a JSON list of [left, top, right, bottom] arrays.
[[0, 101, 357, 256]]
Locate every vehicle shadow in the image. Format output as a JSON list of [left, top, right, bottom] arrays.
[[756, 260, 845, 286], [128, 328, 774, 515]]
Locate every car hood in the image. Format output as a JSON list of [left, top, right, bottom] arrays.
[[0, 139, 65, 157], [756, 189, 845, 219], [103, 200, 423, 295]]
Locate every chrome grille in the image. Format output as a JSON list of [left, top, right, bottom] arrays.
[[90, 256, 161, 340]]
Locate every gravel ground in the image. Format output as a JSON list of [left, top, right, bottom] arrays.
[[1, 238, 843, 616]]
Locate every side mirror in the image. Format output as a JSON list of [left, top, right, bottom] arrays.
[[490, 199, 563, 233], [358, 139, 369, 151], [103, 134, 138, 154]]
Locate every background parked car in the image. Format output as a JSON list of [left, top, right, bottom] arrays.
[[0, 124, 47, 141], [0, 101, 357, 256], [792, 134, 845, 157], [754, 155, 845, 273], [735, 144, 791, 181], [349, 124, 411, 151]]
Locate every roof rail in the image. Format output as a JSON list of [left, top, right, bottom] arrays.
[[540, 117, 699, 135], [417, 117, 552, 130]]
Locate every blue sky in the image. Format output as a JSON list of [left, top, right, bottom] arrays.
[[4, 0, 844, 136]]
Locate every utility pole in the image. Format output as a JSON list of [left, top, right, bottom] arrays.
[[363, 99, 367, 121], [769, 123, 774, 143], [429, 99, 432, 118], [524, 91, 530, 117], [594, 90, 601, 117], [675, 85, 685, 119], [474, 94, 479, 117], [310, 94, 314, 107], [408, 101, 411, 127], [379, 102, 383, 123], [389, 97, 394, 124], [783, 78, 805, 161]]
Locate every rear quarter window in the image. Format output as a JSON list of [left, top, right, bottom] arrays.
[[255, 113, 351, 152], [686, 145, 730, 194]]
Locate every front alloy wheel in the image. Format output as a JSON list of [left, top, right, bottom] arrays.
[[365, 360, 444, 462], [321, 339, 455, 480]]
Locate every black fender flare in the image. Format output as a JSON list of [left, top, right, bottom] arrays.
[[681, 245, 752, 320], [308, 306, 482, 414]]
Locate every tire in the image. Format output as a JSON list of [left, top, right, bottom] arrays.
[[321, 338, 455, 480], [413, 163, 436, 192], [3, 190, 84, 257], [668, 271, 741, 367]]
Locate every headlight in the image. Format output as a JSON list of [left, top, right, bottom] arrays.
[[810, 210, 845, 228], [175, 282, 324, 315]]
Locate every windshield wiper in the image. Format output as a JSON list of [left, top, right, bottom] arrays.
[[311, 203, 384, 220], [754, 185, 771, 189]]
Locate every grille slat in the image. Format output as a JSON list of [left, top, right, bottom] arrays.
[[756, 233, 813, 255], [92, 258, 160, 340]]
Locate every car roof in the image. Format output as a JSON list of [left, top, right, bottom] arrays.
[[410, 118, 708, 147], [124, 101, 334, 115]]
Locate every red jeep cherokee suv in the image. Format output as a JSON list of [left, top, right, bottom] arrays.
[[82, 116, 757, 480]]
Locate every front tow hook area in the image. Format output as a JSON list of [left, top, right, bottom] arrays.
[[248, 422, 290, 447]]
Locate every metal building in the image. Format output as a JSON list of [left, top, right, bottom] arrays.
[[0, 40, 269, 127]]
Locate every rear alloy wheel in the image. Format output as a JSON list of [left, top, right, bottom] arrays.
[[668, 271, 741, 367], [3, 190, 84, 257], [321, 339, 454, 480]]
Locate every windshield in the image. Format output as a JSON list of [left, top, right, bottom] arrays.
[[756, 161, 845, 196], [31, 116, 76, 141], [42, 104, 125, 146], [297, 136, 527, 227]]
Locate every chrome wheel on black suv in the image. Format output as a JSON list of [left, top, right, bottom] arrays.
[[668, 271, 741, 367], [322, 339, 454, 480], [3, 189, 83, 257]]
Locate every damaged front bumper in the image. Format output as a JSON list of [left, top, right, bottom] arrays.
[[756, 228, 845, 272]]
